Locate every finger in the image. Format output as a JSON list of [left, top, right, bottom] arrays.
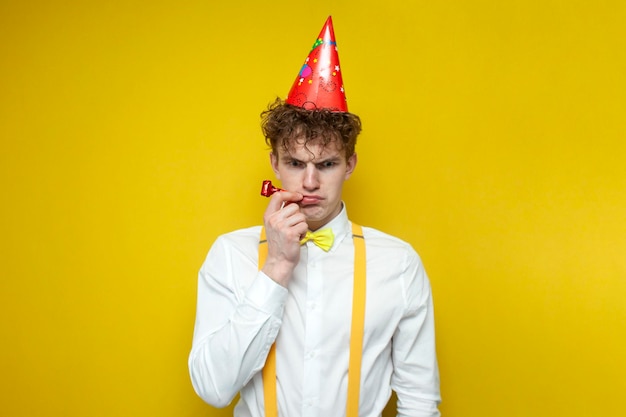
[[280, 210, 307, 228], [266, 204, 303, 227], [264, 200, 302, 228], [267, 190, 303, 212]]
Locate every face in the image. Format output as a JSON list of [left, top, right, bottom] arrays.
[[271, 137, 357, 231]]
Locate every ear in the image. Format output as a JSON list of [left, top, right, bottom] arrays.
[[344, 153, 357, 180], [270, 152, 280, 179]]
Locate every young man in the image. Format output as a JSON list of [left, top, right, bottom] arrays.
[[189, 17, 441, 417]]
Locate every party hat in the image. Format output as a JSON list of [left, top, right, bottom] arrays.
[[286, 16, 348, 112]]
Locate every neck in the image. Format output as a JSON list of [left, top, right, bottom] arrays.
[[306, 202, 344, 231]]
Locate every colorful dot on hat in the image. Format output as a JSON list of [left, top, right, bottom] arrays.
[[299, 65, 312, 78], [311, 38, 323, 50]]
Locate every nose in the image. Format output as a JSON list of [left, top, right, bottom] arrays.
[[302, 164, 320, 190]]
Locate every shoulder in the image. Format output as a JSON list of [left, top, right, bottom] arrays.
[[359, 224, 425, 269], [203, 225, 263, 263], [199, 226, 264, 295], [361, 225, 417, 253], [214, 225, 263, 247]]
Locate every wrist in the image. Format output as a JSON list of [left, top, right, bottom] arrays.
[[261, 259, 296, 287]]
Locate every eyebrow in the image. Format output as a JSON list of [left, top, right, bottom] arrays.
[[316, 157, 342, 164], [283, 156, 342, 165]]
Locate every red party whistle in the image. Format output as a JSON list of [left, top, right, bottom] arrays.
[[260, 180, 284, 197]]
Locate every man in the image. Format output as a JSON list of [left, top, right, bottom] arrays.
[[189, 16, 441, 417]]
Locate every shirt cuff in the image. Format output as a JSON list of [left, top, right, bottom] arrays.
[[244, 271, 288, 318]]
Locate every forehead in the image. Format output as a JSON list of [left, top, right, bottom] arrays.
[[278, 137, 344, 161]]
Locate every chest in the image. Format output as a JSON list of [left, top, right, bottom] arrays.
[[281, 244, 406, 353]]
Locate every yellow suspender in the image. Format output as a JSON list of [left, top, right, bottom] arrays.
[[347, 223, 366, 417], [258, 223, 366, 417]]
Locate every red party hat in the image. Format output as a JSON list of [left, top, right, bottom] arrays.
[[286, 16, 348, 112]]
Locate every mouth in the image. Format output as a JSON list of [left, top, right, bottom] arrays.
[[300, 195, 323, 205]]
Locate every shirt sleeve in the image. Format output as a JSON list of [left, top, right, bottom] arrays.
[[391, 248, 441, 417], [188, 233, 288, 407]]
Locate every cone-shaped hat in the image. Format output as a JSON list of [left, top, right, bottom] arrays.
[[286, 16, 348, 112]]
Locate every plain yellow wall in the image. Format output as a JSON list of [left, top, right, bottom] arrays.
[[1, 1, 625, 416]]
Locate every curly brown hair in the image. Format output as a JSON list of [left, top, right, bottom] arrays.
[[261, 98, 362, 160]]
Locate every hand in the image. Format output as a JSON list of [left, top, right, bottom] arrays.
[[261, 190, 306, 287]]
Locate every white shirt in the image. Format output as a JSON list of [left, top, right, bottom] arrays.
[[189, 206, 441, 417]]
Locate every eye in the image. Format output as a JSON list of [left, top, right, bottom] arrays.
[[287, 159, 303, 168], [318, 160, 337, 169]]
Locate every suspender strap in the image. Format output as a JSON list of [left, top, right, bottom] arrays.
[[258, 223, 366, 417], [347, 222, 366, 417], [258, 228, 278, 417]]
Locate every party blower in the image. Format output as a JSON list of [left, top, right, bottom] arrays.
[[260, 180, 284, 197]]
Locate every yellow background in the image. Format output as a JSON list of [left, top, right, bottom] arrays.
[[1, 1, 625, 416]]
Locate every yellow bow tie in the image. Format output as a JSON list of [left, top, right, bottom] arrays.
[[300, 228, 334, 251]]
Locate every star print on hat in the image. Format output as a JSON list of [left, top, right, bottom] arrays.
[[285, 16, 348, 112]]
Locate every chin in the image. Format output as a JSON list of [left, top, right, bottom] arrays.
[[302, 207, 326, 221]]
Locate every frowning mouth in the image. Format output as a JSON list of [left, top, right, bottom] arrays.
[[301, 195, 323, 205]]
